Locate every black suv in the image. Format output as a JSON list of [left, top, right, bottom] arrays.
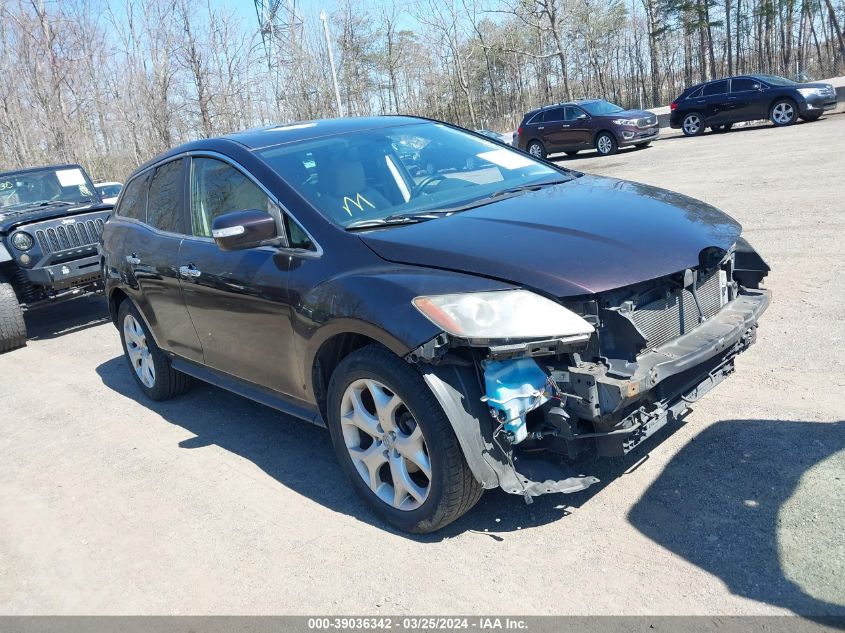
[[101, 117, 769, 533], [0, 164, 111, 352], [670, 73, 837, 136], [515, 99, 659, 158]]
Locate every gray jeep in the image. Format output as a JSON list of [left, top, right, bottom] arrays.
[[0, 164, 112, 352]]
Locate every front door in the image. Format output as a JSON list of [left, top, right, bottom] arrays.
[[728, 77, 767, 121], [177, 155, 299, 397]]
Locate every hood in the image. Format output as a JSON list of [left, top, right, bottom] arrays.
[[359, 175, 741, 297], [596, 108, 654, 120], [0, 201, 112, 233]]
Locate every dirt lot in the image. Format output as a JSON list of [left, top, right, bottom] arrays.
[[1, 114, 843, 616]]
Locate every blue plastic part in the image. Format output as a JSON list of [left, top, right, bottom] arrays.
[[483, 358, 549, 443]]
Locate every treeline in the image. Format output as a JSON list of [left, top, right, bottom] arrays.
[[0, 0, 842, 181]]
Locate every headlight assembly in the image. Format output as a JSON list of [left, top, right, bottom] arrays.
[[412, 290, 595, 342], [11, 231, 34, 251], [612, 118, 638, 126], [797, 87, 822, 98]]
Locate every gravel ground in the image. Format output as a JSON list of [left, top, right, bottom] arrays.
[[1, 114, 843, 616]]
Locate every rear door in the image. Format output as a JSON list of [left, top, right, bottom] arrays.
[[177, 155, 300, 396], [700, 80, 730, 124], [540, 107, 569, 150], [119, 157, 203, 362]]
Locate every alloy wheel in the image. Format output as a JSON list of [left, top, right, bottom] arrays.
[[123, 313, 155, 388], [528, 143, 542, 158], [683, 115, 701, 135], [340, 378, 431, 511], [597, 135, 613, 155], [772, 102, 794, 124]]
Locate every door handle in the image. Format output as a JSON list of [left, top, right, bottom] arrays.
[[125, 254, 140, 265], [537, 126, 545, 130], [727, 96, 737, 100], [179, 264, 202, 279], [561, 124, 570, 128], [696, 99, 706, 104]]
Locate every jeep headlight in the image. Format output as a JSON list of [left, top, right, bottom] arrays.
[[797, 87, 822, 98], [412, 290, 595, 342], [11, 231, 33, 251]]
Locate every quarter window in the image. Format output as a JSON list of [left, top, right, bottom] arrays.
[[115, 171, 151, 222], [146, 159, 185, 233], [190, 157, 273, 238], [702, 80, 728, 96]]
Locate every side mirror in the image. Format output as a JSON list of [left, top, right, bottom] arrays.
[[211, 209, 277, 251], [576, 114, 588, 120], [755, 84, 763, 90]]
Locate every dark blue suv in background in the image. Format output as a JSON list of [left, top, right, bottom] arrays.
[[670, 74, 837, 136]]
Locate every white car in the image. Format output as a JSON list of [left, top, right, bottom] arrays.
[[94, 181, 122, 205]]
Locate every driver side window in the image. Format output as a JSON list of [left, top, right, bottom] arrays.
[[190, 157, 272, 238]]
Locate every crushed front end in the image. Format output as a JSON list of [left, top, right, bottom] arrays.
[[410, 240, 770, 499]]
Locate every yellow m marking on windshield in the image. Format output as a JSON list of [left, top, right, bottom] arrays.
[[341, 193, 375, 216]]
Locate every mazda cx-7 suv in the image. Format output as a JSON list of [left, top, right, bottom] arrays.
[[100, 117, 770, 533]]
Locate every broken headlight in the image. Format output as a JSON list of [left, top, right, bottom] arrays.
[[412, 290, 595, 342]]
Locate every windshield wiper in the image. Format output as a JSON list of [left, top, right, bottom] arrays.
[[488, 178, 573, 198], [345, 215, 434, 230]]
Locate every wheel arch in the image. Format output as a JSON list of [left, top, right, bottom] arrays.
[[593, 128, 618, 144]]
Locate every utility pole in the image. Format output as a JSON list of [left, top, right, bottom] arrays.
[[320, 10, 344, 117]]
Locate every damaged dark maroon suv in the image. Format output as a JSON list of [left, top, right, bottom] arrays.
[[101, 116, 769, 533]]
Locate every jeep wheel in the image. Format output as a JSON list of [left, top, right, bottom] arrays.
[[0, 277, 26, 353], [118, 300, 192, 401], [326, 345, 482, 533]]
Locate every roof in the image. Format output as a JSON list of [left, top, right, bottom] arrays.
[[0, 163, 86, 179], [223, 115, 426, 150]]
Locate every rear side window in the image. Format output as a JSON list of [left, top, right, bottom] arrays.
[[190, 157, 272, 238], [702, 80, 728, 96], [687, 86, 704, 99], [543, 107, 565, 122], [115, 171, 151, 222], [731, 78, 760, 92], [146, 159, 185, 233]]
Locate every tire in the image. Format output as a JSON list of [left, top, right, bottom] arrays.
[[634, 142, 651, 149], [564, 150, 579, 156], [0, 277, 26, 354], [799, 113, 821, 122], [595, 132, 618, 156], [118, 299, 192, 401], [682, 112, 705, 136], [326, 344, 483, 533], [526, 140, 546, 159], [770, 99, 797, 126]]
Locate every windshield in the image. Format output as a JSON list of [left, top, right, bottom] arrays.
[[751, 74, 796, 86], [0, 167, 96, 209], [580, 101, 625, 116], [256, 122, 565, 228]]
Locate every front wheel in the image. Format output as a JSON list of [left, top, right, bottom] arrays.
[[771, 99, 797, 126], [526, 140, 546, 159], [118, 300, 192, 401], [326, 345, 482, 533], [595, 132, 618, 156], [682, 112, 704, 136], [0, 277, 26, 353]]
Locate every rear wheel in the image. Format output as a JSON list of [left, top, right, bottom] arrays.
[[682, 112, 704, 136], [770, 99, 797, 126], [527, 140, 546, 159], [326, 345, 482, 533], [0, 276, 26, 354], [118, 300, 192, 401], [595, 132, 618, 156]]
